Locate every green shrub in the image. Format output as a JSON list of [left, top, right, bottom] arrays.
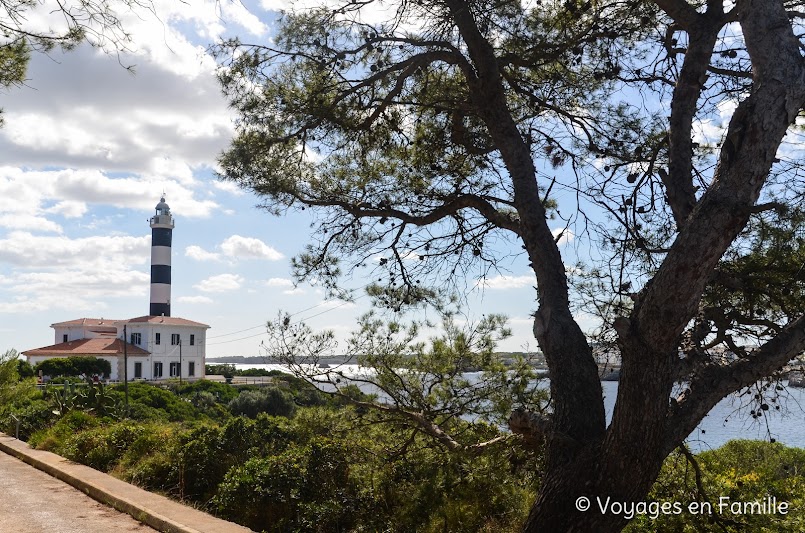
[[627, 440, 805, 532], [125, 449, 178, 492], [175, 380, 239, 403], [0, 349, 37, 410], [2, 400, 54, 440], [16, 359, 34, 379], [175, 424, 227, 501], [34, 357, 112, 379], [60, 421, 146, 471], [228, 388, 296, 419], [214, 438, 362, 532], [117, 422, 183, 491], [29, 410, 99, 450], [111, 382, 198, 421]]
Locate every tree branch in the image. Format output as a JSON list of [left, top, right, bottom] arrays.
[[304, 192, 520, 235], [662, 17, 723, 228], [664, 313, 805, 454]]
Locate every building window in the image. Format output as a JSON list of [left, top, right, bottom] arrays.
[[169, 362, 179, 377], [134, 362, 142, 379], [155, 333, 161, 345], [63, 334, 68, 343], [154, 362, 163, 378], [188, 361, 195, 377], [130, 332, 142, 345], [171, 333, 180, 345], [189, 334, 195, 346]]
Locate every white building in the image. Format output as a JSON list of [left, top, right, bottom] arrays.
[[22, 197, 211, 382], [24, 316, 209, 381]]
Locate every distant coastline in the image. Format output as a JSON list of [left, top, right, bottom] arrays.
[[208, 352, 549, 367], [208, 355, 355, 365], [208, 354, 623, 381]]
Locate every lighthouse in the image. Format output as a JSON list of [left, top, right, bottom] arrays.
[[149, 196, 174, 316], [22, 194, 212, 383]]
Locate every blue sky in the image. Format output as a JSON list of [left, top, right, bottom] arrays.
[[0, 0, 597, 358]]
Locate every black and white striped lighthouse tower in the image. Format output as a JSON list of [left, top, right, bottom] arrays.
[[149, 196, 174, 316]]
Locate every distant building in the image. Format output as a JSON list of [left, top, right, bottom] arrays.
[[22, 197, 210, 382]]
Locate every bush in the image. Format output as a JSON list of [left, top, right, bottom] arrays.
[[61, 421, 146, 471], [228, 388, 296, 419], [111, 382, 198, 421], [1, 349, 37, 408], [627, 440, 805, 532], [29, 410, 99, 450], [2, 400, 54, 440], [174, 379, 239, 403], [206, 364, 236, 377], [16, 359, 34, 379], [213, 438, 362, 532], [34, 356, 112, 379]]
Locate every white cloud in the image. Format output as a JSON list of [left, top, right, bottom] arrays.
[[266, 277, 294, 287], [693, 99, 740, 146], [149, 156, 196, 186], [187, 237, 285, 264], [221, 1, 269, 36], [220, 235, 284, 260], [0, 214, 63, 233], [45, 200, 87, 218], [259, 0, 401, 25], [573, 311, 602, 334], [551, 227, 575, 245], [283, 287, 305, 295], [0, 167, 220, 219], [0, 231, 150, 268], [480, 274, 534, 290], [212, 180, 245, 195], [185, 245, 222, 262], [194, 273, 244, 292], [0, 36, 233, 180], [0, 231, 152, 314]]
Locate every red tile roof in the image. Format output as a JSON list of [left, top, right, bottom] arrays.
[[22, 338, 150, 357], [127, 315, 210, 327], [51, 316, 209, 328], [51, 318, 123, 327]]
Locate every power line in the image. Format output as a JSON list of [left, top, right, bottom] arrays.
[[206, 290, 369, 346], [206, 330, 268, 346], [205, 284, 370, 341], [206, 323, 266, 339]]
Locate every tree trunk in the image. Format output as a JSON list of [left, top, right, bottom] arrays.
[[524, 453, 663, 533], [524, 338, 674, 533]]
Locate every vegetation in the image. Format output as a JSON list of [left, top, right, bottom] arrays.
[[3, 358, 538, 531], [227, 388, 296, 419], [205, 363, 277, 377], [2, 345, 803, 531], [0, 350, 50, 439], [34, 356, 112, 379], [627, 441, 805, 532], [213, 0, 805, 530], [0, 40, 28, 125]]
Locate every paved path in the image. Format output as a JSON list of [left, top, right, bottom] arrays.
[[0, 449, 157, 533], [0, 434, 254, 533]]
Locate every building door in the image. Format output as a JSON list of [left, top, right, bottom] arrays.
[[169, 362, 179, 377], [134, 362, 142, 379], [154, 361, 163, 378]]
